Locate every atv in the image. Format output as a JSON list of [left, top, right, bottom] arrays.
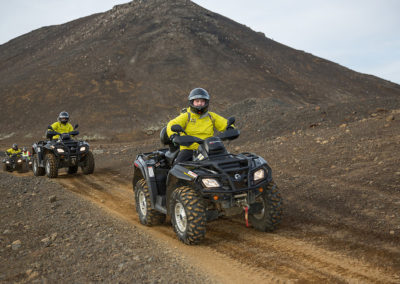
[[31, 124, 95, 178], [21, 154, 32, 171], [132, 117, 283, 245], [2, 153, 27, 173]]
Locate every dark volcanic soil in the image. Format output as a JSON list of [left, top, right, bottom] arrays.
[[0, 172, 215, 283], [1, 108, 399, 283]]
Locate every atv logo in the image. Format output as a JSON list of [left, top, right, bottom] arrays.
[[234, 173, 241, 180]]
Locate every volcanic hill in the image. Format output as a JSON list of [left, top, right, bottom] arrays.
[[0, 0, 399, 142]]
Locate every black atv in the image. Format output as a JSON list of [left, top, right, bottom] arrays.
[[132, 117, 283, 245], [32, 125, 95, 178], [2, 153, 27, 173], [21, 154, 32, 171]]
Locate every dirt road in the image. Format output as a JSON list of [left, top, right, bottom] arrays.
[[55, 166, 399, 283]]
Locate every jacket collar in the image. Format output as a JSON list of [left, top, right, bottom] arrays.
[[188, 107, 209, 119]]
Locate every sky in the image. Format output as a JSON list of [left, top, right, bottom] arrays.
[[0, 0, 399, 84]]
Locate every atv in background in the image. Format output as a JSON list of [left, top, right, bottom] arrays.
[[21, 153, 32, 171], [3, 154, 28, 173], [2, 153, 28, 173], [132, 117, 283, 245], [32, 124, 95, 178]]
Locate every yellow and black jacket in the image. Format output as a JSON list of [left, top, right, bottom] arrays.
[[6, 148, 22, 156], [49, 122, 74, 140], [167, 108, 229, 150]]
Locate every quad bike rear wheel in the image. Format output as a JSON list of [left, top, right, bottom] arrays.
[[170, 186, 206, 245], [45, 153, 58, 178], [81, 151, 95, 174], [249, 181, 283, 232], [32, 154, 45, 176], [135, 179, 165, 226]]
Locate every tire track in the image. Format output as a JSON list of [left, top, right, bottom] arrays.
[[55, 169, 400, 283]]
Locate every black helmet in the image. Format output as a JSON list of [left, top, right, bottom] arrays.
[[188, 88, 210, 115], [58, 111, 69, 124], [12, 143, 18, 150]]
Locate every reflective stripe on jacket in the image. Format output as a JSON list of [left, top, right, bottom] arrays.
[[167, 107, 228, 150], [22, 152, 30, 158]]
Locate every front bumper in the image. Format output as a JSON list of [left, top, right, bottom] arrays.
[[200, 178, 271, 208]]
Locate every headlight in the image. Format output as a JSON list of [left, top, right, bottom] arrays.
[[17, 159, 22, 163], [56, 148, 65, 153], [79, 146, 86, 152], [6, 161, 9, 164], [253, 169, 265, 181], [201, 178, 221, 188]]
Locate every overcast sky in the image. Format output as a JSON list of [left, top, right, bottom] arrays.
[[1, 0, 399, 84]]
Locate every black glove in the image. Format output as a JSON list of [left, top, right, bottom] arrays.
[[226, 126, 234, 130], [170, 134, 178, 143]]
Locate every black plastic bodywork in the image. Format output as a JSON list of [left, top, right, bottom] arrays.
[[32, 130, 90, 169], [133, 136, 272, 216], [2, 153, 24, 171]]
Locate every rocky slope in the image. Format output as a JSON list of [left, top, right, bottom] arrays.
[[1, 0, 399, 141]]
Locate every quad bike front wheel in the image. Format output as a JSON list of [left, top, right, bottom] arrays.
[[249, 181, 283, 232], [81, 151, 95, 174], [18, 161, 28, 173], [170, 186, 206, 245], [135, 179, 165, 226], [2, 163, 9, 172], [45, 153, 58, 178], [32, 154, 45, 176]]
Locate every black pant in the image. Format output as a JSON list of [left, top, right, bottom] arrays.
[[174, 150, 193, 164]]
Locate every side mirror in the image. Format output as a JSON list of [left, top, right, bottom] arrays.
[[47, 125, 54, 130], [171, 124, 184, 133], [74, 124, 79, 129], [227, 117, 235, 127]]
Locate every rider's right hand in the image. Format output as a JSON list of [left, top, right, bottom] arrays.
[[170, 134, 178, 144]]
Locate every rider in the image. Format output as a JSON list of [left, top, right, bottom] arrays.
[[48, 111, 74, 140], [167, 88, 231, 163], [5, 143, 22, 156], [21, 147, 31, 160]]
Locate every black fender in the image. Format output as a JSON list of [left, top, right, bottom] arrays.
[[32, 143, 45, 166], [41, 145, 56, 167], [132, 166, 145, 191], [132, 156, 158, 209], [165, 164, 196, 215]]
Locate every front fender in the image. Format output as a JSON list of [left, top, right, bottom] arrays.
[[132, 165, 145, 191], [165, 164, 196, 215], [132, 157, 158, 209]]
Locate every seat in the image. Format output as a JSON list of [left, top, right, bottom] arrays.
[[160, 126, 179, 166], [165, 149, 179, 166]]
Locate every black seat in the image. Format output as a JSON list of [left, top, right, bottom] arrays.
[[160, 126, 179, 166], [165, 149, 179, 166]]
